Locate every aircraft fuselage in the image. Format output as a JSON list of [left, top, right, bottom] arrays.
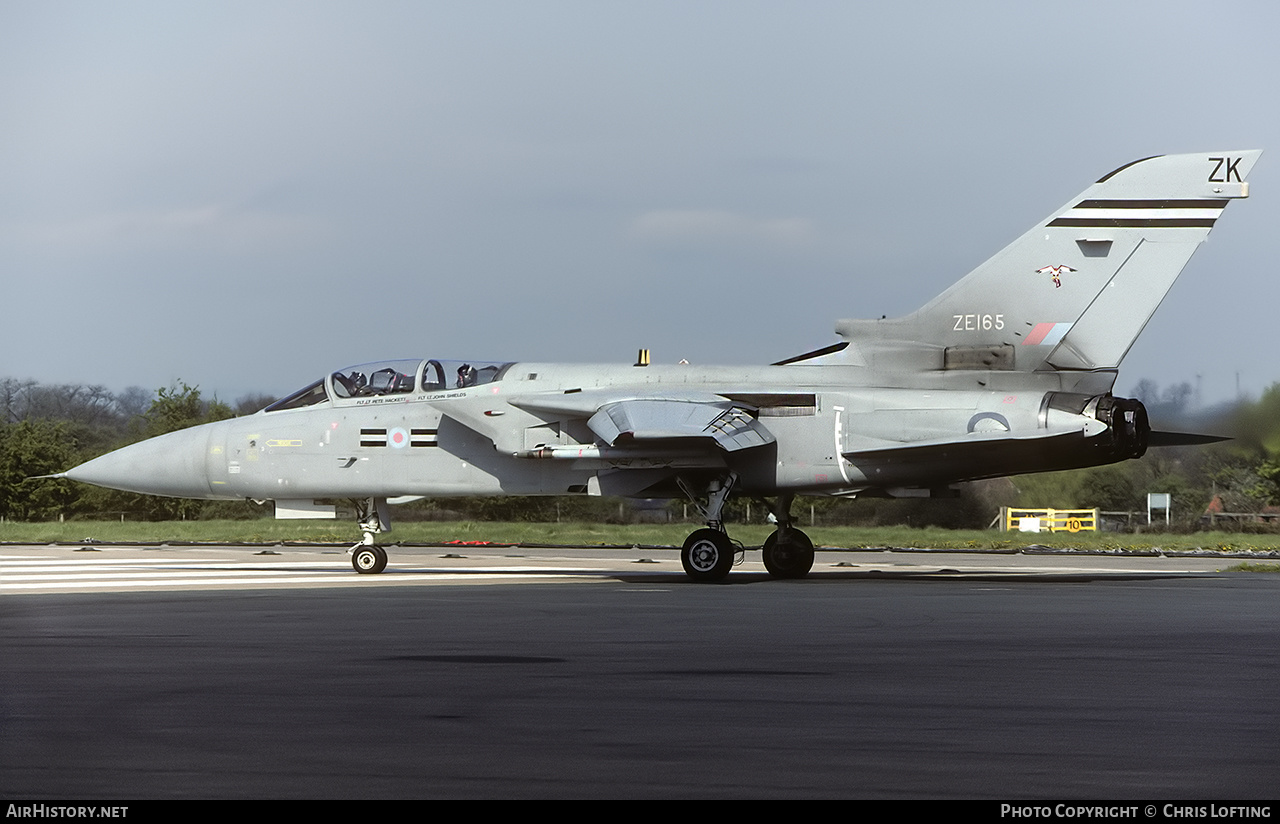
[[69, 361, 1127, 504]]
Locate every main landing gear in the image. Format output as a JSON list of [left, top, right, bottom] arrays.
[[350, 497, 390, 574], [677, 477, 815, 583], [677, 475, 739, 582], [760, 494, 815, 579]]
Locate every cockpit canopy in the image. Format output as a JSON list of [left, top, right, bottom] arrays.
[[329, 359, 421, 399], [264, 358, 513, 412]]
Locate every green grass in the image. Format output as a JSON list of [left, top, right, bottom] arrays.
[[1226, 562, 1280, 573], [4, 519, 1280, 553]]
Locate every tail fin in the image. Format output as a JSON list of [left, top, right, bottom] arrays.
[[831, 151, 1260, 376]]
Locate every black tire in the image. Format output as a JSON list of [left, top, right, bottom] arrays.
[[352, 545, 388, 574], [681, 528, 734, 582], [762, 529, 814, 579]]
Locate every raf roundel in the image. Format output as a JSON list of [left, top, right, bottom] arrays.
[[388, 427, 409, 448]]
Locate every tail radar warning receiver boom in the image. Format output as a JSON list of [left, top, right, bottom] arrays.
[[59, 151, 1260, 581]]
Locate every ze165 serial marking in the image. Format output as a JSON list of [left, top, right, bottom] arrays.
[[953, 313, 1005, 331]]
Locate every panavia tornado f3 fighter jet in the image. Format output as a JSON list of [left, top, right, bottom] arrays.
[[59, 151, 1261, 581]]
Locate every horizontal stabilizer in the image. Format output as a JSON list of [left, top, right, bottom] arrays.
[[844, 428, 1086, 464], [842, 428, 1104, 488]]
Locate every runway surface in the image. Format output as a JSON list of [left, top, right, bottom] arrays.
[[3, 543, 1278, 798], [0, 541, 1244, 594]]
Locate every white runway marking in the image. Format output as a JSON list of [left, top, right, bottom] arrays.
[[0, 548, 620, 593]]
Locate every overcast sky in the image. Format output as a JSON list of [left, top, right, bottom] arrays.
[[3, 1, 1277, 406]]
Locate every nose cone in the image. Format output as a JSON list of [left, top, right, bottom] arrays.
[[65, 422, 224, 499]]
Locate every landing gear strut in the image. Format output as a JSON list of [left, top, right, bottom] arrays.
[[677, 474, 740, 582], [350, 497, 391, 574], [761, 494, 814, 579]]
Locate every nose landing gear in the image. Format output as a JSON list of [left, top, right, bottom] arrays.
[[349, 497, 391, 574], [352, 543, 388, 574]]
